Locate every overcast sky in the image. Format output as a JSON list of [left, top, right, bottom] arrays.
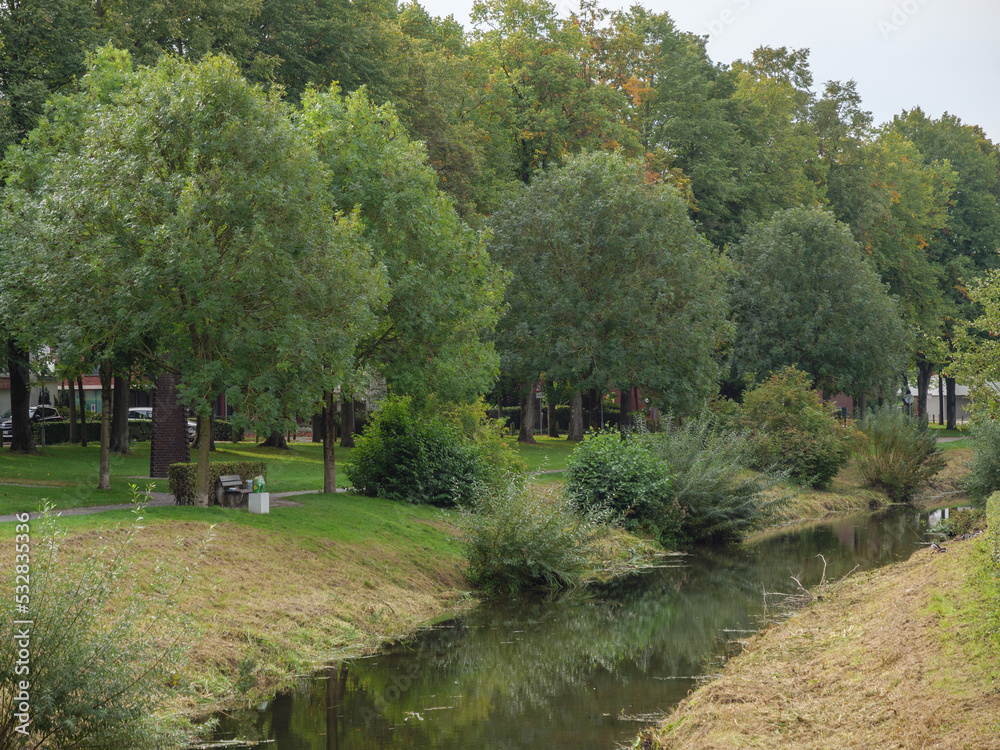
[[418, 0, 1000, 144]]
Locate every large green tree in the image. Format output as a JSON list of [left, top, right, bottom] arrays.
[[491, 150, 730, 440], [729, 207, 907, 399], [298, 84, 505, 406], [2, 49, 385, 501]]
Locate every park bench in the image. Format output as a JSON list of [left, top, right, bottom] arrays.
[[215, 474, 250, 508]]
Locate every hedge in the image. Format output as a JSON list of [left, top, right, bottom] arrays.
[[988, 491, 1000, 565], [167, 461, 267, 506], [32, 419, 102, 444], [30, 418, 160, 445]]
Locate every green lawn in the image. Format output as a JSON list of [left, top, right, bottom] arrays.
[[928, 423, 969, 438], [0, 441, 357, 516], [508, 434, 579, 474]]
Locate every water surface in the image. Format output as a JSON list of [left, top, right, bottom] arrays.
[[207, 508, 935, 749]]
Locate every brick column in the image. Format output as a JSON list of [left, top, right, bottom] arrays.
[[150, 372, 190, 479]]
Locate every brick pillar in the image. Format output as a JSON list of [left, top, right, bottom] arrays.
[[150, 372, 190, 479]]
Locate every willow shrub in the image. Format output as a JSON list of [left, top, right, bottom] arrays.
[[461, 477, 614, 595], [856, 407, 945, 503], [0, 488, 205, 749], [651, 416, 788, 543]]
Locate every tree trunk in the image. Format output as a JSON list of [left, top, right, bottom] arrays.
[[262, 430, 289, 449], [67, 375, 77, 444], [194, 414, 212, 507], [588, 388, 601, 432], [546, 380, 559, 437], [312, 413, 323, 443], [110, 373, 131, 454], [322, 390, 337, 493], [946, 376, 957, 430], [340, 399, 355, 448], [916, 359, 933, 421], [98, 359, 112, 490], [77, 374, 88, 447], [567, 390, 584, 442], [938, 374, 945, 425], [619, 386, 634, 435], [518, 381, 537, 444], [7, 340, 35, 453]]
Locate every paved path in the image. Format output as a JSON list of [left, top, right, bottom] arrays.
[[0, 489, 326, 523], [936, 436, 966, 443]]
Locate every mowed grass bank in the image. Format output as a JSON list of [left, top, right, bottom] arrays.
[[638, 535, 1000, 750], [0, 490, 467, 714]]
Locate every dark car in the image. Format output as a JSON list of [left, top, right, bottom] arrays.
[[1, 405, 62, 441]]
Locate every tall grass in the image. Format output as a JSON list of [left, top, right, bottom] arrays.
[[460, 477, 614, 595], [855, 407, 945, 502]]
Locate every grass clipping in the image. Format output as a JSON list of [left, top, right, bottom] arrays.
[[637, 537, 1000, 750]]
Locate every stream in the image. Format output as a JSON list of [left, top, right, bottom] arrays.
[[205, 506, 945, 749]]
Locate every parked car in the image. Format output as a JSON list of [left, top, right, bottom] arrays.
[[1, 405, 62, 441], [127, 407, 196, 442]]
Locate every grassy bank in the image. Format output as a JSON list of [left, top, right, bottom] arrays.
[[637, 534, 1000, 750], [1, 491, 467, 716]]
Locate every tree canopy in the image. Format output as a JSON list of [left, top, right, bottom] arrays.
[[729, 207, 908, 398], [491, 150, 730, 416]]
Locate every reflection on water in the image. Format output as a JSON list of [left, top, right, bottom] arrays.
[[206, 508, 937, 750]]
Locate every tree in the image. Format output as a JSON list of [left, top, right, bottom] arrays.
[[491, 151, 730, 441], [729, 207, 907, 398], [891, 109, 1000, 427], [2, 49, 385, 502], [469, 0, 637, 184], [596, 7, 741, 246], [298, 84, 505, 406]]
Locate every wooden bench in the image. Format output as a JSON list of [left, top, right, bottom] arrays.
[[215, 474, 250, 508]]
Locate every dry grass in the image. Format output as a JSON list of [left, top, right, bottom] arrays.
[[638, 536, 1000, 750], [52, 511, 469, 716]]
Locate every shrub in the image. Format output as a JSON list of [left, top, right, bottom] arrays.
[[650, 414, 788, 543], [344, 396, 492, 506], [437, 398, 525, 482], [31, 419, 102, 444], [964, 420, 1000, 505], [566, 429, 680, 545], [167, 461, 267, 505], [739, 367, 854, 488], [461, 477, 613, 594], [0, 490, 203, 748], [855, 407, 945, 503]]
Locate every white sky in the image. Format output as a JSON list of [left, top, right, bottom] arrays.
[[418, 0, 1000, 144]]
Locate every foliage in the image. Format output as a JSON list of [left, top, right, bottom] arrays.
[[1, 49, 385, 504], [30, 419, 103, 445], [855, 407, 945, 503], [566, 429, 681, 546], [739, 367, 855, 489], [961, 420, 1000, 506], [952, 274, 1000, 421], [460, 477, 614, 595], [729, 207, 908, 398], [491, 151, 731, 415], [345, 397, 493, 506], [298, 84, 505, 403], [0, 490, 203, 748], [436, 397, 526, 483], [168, 461, 267, 506], [650, 414, 788, 543]]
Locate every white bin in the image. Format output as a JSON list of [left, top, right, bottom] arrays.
[[249, 492, 270, 514]]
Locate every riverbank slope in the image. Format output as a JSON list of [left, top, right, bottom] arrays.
[[637, 534, 1000, 750]]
